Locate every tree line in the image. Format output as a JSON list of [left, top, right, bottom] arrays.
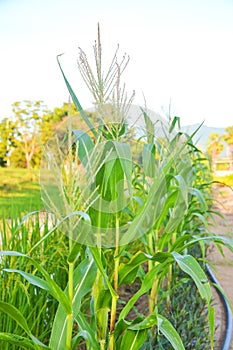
[[206, 128, 233, 171], [0, 100, 95, 168], [0, 100, 232, 170]]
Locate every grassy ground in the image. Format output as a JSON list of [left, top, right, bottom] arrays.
[[0, 167, 42, 217]]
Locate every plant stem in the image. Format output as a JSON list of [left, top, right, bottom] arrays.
[[149, 229, 160, 314], [148, 230, 154, 313], [166, 231, 177, 311], [66, 260, 74, 349], [109, 216, 120, 350], [65, 99, 74, 349]]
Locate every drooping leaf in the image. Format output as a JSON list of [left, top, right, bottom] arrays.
[[75, 313, 99, 350], [89, 247, 118, 298], [0, 333, 36, 350], [118, 251, 149, 285], [49, 257, 97, 349], [129, 313, 158, 331], [71, 330, 99, 350], [3, 268, 54, 296], [0, 251, 71, 315], [73, 129, 94, 167], [172, 252, 212, 303], [158, 314, 185, 350], [0, 303, 51, 349], [119, 250, 174, 287], [118, 258, 172, 321]]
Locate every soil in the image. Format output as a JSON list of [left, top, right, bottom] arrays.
[[207, 184, 233, 349]]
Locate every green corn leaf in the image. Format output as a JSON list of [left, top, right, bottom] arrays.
[[189, 187, 208, 211], [71, 330, 98, 350], [142, 109, 154, 143], [172, 252, 212, 303], [155, 190, 178, 231], [158, 314, 185, 350], [3, 269, 52, 294], [101, 141, 132, 198], [208, 305, 215, 350], [129, 313, 158, 330], [57, 54, 98, 138], [121, 171, 168, 246], [89, 247, 118, 297], [75, 313, 99, 350], [113, 141, 132, 196], [0, 333, 36, 350], [119, 142, 190, 247], [142, 144, 156, 177], [171, 234, 233, 254], [73, 129, 94, 167], [118, 259, 171, 320], [120, 329, 148, 350], [30, 211, 90, 253], [119, 251, 174, 286], [0, 251, 71, 315], [49, 257, 97, 349], [0, 303, 51, 349], [0, 301, 31, 335], [169, 116, 181, 133], [118, 251, 149, 285]]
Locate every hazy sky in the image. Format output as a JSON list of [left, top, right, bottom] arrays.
[[0, 0, 233, 127]]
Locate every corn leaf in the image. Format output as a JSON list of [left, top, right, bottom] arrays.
[[118, 259, 171, 320], [73, 129, 94, 167], [0, 251, 71, 315], [57, 54, 98, 138], [0, 333, 36, 350], [90, 247, 118, 297], [172, 252, 212, 303], [0, 302, 51, 349], [75, 313, 99, 350], [49, 257, 97, 349], [3, 269, 52, 294], [208, 305, 215, 350], [158, 314, 185, 350], [120, 329, 148, 350]]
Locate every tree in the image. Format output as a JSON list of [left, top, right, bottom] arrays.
[[12, 100, 49, 168], [206, 132, 224, 172], [223, 126, 233, 159], [222, 126, 233, 170], [0, 118, 16, 167]]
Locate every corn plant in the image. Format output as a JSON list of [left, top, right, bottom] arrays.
[[1, 25, 233, 350]]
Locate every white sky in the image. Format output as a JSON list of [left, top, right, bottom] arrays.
[[0, 0, 233, 127]]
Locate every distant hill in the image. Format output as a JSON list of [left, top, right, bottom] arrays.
[[181, 124, 227, 155]]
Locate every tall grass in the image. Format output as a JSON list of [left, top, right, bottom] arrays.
[[0, 213, 68, 349]]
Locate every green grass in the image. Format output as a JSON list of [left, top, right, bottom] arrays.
[[0, 167, 42, 217]]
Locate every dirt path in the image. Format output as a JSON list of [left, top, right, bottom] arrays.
[[208, 184, 233, 349]]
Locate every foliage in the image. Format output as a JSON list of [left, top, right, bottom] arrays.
[[206, 133, 224, 171], [222, 126, 233, 170], [1, 26, 233, 350], [148, 247, 210, 349], [0, 118, 16, 167], [0, 213, 69, 350]]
